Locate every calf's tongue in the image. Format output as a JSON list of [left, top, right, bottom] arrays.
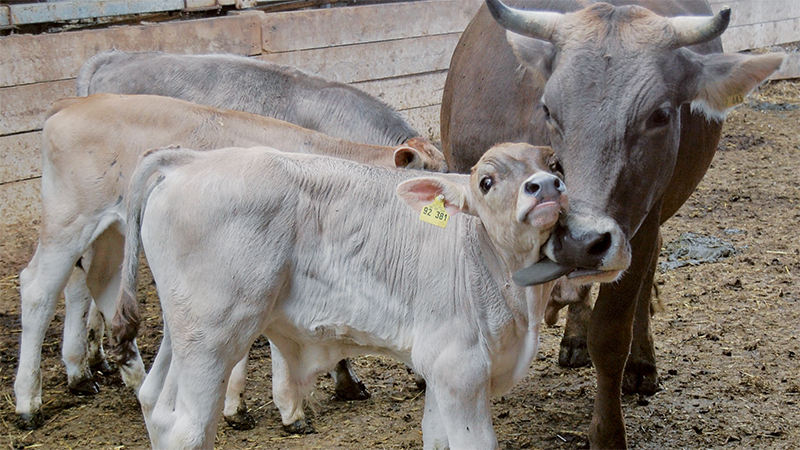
[[512, 259, 575, 286]]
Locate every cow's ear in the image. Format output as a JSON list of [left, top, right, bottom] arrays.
[[689, 52, 784, 121], [506, 31, 557, 78], [394, 146, 424, 170], [396, 177, 471, 216]]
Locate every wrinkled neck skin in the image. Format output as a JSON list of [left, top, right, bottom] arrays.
[[471, 218, 554, 394]]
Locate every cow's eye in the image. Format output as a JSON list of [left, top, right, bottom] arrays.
[[646, 107, 673, 129], [479, 176, 494, 194], [541, 104, 551, 121]]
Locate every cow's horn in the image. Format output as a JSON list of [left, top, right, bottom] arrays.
[[669, 7, 731, 47], [485, 0, 562, 43]]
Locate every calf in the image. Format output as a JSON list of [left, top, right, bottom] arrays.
[[14, 93, 445, 430], [113, 143, 579, 449], [76, 50, 426, 148]]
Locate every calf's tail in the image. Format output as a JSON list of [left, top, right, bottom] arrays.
[[75, 49, 119, 96], [110, 145, 202, 363]]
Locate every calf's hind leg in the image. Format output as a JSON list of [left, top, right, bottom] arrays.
[[62, 262, 100, 396], [270, 341, 317, 434], [16, 240, 88, 429], [84, 229, 145, 391]]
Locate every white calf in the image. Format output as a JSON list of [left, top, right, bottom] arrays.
[[114, 142, 569, 449]]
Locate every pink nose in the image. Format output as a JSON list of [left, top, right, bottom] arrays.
[[523, 172, 565, 202]]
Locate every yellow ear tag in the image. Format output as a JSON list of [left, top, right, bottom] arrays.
[[419, 195, 449, 229]]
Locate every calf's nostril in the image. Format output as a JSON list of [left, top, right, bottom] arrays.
[[588, 232, 612, 256], [525, 181, 541, 195]]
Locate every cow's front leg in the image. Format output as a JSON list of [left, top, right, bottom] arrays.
[[554, 283, 592, 368], [622, 231, 662, 396], [587, 207, 661, 449]]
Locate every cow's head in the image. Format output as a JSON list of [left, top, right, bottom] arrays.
[[398, 143, 568, 270], [486, 0, 784, 284]]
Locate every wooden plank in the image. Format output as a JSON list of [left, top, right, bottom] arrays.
[[711, 1, 800, 28], [0, 12, 262, 88], [0, 80, 73, 136], [399, 104, 441, 143], [262, 0, 474, 53], [0, 131, 40, 184], [720, 18, 800, 52], [353, 70, 447, 111], [0, 178, 41, 236], [0, 178, 40, 276], [259, 33, 460, 84]]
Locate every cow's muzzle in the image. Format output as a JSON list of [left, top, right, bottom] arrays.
[[513, 209, 631, 286]]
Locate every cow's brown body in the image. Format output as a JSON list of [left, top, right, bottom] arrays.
[[441, 1, 783, 447]]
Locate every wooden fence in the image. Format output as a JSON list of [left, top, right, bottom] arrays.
[[0, 0, 797, 274]]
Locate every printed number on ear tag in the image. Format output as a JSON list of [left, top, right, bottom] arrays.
[[419, 195, 449, 229]]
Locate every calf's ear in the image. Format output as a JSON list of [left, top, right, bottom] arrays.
[[688, 52, 784, 121], [396, 177, 470, 216], [394, 146, 424, 169]]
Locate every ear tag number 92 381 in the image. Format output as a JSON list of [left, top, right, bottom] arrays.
[[419, 195, 449, 229]]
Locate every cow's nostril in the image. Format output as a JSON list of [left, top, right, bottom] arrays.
[[588, 232, 612, 256], [525, 181, 540, 195]]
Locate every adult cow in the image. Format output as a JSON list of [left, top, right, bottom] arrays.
[[440, 0, 783, 447], [14, 93, 445, 430], [111, 143, 602, 449], [75, 49, 442, 401]]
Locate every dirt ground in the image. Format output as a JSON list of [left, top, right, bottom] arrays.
[[1, 79, 798, 449]]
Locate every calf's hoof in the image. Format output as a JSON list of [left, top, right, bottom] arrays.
[[283, 418, 316, 435], [558, 335, 591, 368], [17, 411, 45, 430], [90, 359, 115, 375], [334, 378, 370, 401], [224, 410, 257, 430], [68, 376, 101, 396], [622, 359, 659, 395]]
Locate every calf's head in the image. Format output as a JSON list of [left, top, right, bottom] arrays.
[[486, 0, 784, 284], [398, 137, 449, 172], [397, 142, 567, 269]]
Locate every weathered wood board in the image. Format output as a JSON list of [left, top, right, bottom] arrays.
[[0, 12, 262, 88], [0, 132, 40, 185]]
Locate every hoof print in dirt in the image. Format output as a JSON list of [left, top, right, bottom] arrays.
[[283, 419, 316, 435], [558, 335, 591, 368]]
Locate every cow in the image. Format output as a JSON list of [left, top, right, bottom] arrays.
[[440, 0, 784, 447], [110, 142, 602, 450], [13, 93, 446, 430], [75, 49, 442, 400]]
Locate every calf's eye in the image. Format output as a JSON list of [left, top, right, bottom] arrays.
[[479, 176, 494, 194]]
